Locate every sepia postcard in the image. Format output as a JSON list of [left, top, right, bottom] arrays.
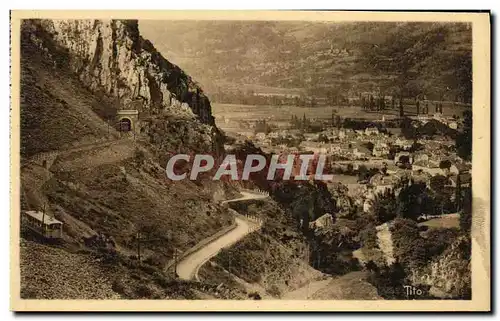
[[10, 10, 490, 312]]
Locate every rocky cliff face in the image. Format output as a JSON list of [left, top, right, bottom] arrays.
[[22, 19, 214, 125]]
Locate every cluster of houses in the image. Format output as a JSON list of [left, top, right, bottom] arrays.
[[247, 115, 471, 216], [350, 158, 470, 214], [414, 113, 460, 130], [254, 126, 408, 161]]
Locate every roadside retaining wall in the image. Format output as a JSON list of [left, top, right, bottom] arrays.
[[164, 218, 238, 276]]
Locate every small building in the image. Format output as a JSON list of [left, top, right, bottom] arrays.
[[373, 143, 390, 158], [255, 132, 266, 140], [414, 153, 429, 164], [353, 148, 366, 159], [448, 121, 458, 129], [365, 127, 379, 136], [355, 129, 364, 136], [22, 210, 63, 239]]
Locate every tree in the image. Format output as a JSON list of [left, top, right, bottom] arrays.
[[318, 134, 329, 143], [400, 117, 417, 139], [456, 110, 472, 161], [390, 218, 435, 269], [302, 113, 308, 130], [396, 182, 428, 220], [357, 165, 369, 181], [371, 189, 398, 224], [364, 142, 375, 153], [455, 174, 462, 211], [439, 159, 452, 170], [460, 187, 472, 232], [369, 95, 375, 110], [335, 115, 342, 129], [359, 224, 378, 249], [429, 175, 449, 192]]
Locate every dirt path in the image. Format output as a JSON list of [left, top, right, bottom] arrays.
[[376, 223, 395, 266], [280, 278, 333, 299], [220, 191, 269, 205], [176, 192, 268, 280], [281, 271, 382, 300]]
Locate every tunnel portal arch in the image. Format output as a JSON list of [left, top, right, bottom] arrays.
[[116, 110, 139, 134]]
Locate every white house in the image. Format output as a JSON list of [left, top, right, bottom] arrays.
[[255, 132, 266, 140], [365, 127, 379, 136]]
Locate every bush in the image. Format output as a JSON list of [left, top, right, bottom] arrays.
[[134, 148, 146, 164], [390, 218, 422, 267], [367, 262, 407, 299], [359, 224, 378, 249], [144, 255, 168, 268], [135, 284, 154, 298], [424, 228, 460, 258], [152, 272, 170, 288], [248, 291, 262, 300], [112, 279, 127, 296], [267, 285, 281, 297]]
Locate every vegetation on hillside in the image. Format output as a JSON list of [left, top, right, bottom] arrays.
[[140, 21, 471, 104]]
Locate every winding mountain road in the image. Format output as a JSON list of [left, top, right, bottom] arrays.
[[176, 191, 268, 280]]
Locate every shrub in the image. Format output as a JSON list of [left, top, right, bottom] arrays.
[[112, 279, 127, 296], [144, 255, 168, 268], [135, 284, 154, 298], [424, 228, 460, 258], [248, 291, 262, 300], [267, 285, 281, 297], [390, 218, 421, 266], [359, 224, 378, 249], [152, 272, 170, 288], [134, 148, 146, 165], [367, 261, 406, 297]]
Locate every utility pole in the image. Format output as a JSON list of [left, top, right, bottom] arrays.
[[136, 232, 141, 263], [42, 203, 46, 233], [173, 248, 178, 279], [135, 232, 161, 265]]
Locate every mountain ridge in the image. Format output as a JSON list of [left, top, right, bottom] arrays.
[[139, 21, 471, 102]]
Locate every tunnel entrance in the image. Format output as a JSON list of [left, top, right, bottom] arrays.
[[119, 118, 132, 132]]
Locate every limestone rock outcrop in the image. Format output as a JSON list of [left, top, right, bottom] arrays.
[[22, 19, 214, 125]]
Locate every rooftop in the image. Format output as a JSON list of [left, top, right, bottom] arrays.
[[117, 109, 139, 115], [23, 211, 63, 225]]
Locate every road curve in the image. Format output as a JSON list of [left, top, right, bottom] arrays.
[[176, 191, 268, 280]]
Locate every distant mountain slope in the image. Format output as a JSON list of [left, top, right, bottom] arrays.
[[139, 21, 471, 101]]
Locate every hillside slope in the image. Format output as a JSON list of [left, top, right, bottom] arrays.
[[19, 19, 235, 299]]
